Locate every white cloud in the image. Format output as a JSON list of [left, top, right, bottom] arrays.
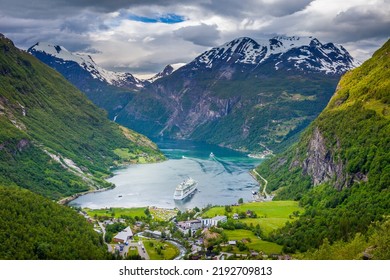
[[0, 0, 388, 75]]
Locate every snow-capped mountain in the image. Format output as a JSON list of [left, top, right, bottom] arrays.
[[28, 42, 144, 89], [147, 63, 185, 83], [190, 36, 359, 75], [117, 35, 358, 152]]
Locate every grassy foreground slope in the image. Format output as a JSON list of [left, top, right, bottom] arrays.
[[0, 34, 164, 199], [255, 39, 390, 255]]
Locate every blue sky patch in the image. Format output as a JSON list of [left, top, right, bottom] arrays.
[[128, 13, 186, 24]]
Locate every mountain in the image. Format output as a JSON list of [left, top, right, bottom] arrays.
[[116, 36, 358, 152], [28, 42, 144, 89], [191, 36, 357, 74], [256, 39, 390, 253], [146, 63, 186, 83], [0, 34, 164, 200], [27, 42, 144, 119]]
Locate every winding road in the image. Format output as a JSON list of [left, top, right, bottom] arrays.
[[136, 233, 187, 260], [166, 239, 187, 260], [252, 169, 273, 201]]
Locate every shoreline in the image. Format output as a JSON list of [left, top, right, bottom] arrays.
[[59, 156, 167, 206], [57, 185, 115, 205]]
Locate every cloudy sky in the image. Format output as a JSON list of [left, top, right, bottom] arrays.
[[1, 0, 389, 78]]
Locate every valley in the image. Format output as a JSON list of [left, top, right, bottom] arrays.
[[0, 30, 389, 261]]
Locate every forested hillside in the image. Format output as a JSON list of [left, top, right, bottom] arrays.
[[0, 186, 109, 259], [0, 34, 164, 199], [256, 39, 390, 254]]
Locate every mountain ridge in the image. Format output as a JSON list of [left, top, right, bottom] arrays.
[[189, 35, 358, 74]]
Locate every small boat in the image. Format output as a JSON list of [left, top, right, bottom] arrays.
[[209, 152, 214, 157], [118, 195, 123, 198]]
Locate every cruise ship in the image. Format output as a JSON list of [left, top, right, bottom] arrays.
[[173, 177, 198, 200]]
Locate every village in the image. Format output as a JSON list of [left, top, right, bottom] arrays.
[[79, 200, 301, 260]]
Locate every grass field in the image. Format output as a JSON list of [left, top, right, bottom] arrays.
[[143, 239, 179, 260], [84, 207, 177, 221], [202, 201, 302, 235], [85, 207, 147, 219], [224, 229, 282, 254]]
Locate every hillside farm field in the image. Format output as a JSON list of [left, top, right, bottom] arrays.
[[203, 201, 302, 235]]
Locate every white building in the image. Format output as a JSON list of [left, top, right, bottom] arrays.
[[201, 215, 227, 227]]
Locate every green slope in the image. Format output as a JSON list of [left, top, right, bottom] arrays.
[[0, 186, 108, 259], [0, 34, 164, 199], [255, 39, 390, 253]]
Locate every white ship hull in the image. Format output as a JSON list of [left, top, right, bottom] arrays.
[[173, 178, 198, 200]]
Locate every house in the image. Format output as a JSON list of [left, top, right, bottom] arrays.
[[246, 210, 254, 217], [191, 244, 202, 254], [103, 220, 114, 226], [228, 240, 237, 245], [250, 250, 259, 257], [113, 226, 133, 243], [233, 213, 239, 220]]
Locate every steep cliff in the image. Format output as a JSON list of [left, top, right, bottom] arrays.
[[256, 39, 390, 252]]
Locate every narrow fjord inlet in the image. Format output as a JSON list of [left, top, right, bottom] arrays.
[[70, 139, 262, 210]]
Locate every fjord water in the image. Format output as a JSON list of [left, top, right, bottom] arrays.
[[70, 139, 262, 210]]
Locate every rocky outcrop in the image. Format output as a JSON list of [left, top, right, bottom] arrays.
[[16, 139, 30, 152], [301, 127, 346, 190]]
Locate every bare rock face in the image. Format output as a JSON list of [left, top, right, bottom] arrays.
[[302, 127, 346, 190]]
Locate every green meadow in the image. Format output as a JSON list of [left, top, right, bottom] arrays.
[[85, 207, 147, 219], [224, 229, 282, 254], [203, 201, 302, 235]]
